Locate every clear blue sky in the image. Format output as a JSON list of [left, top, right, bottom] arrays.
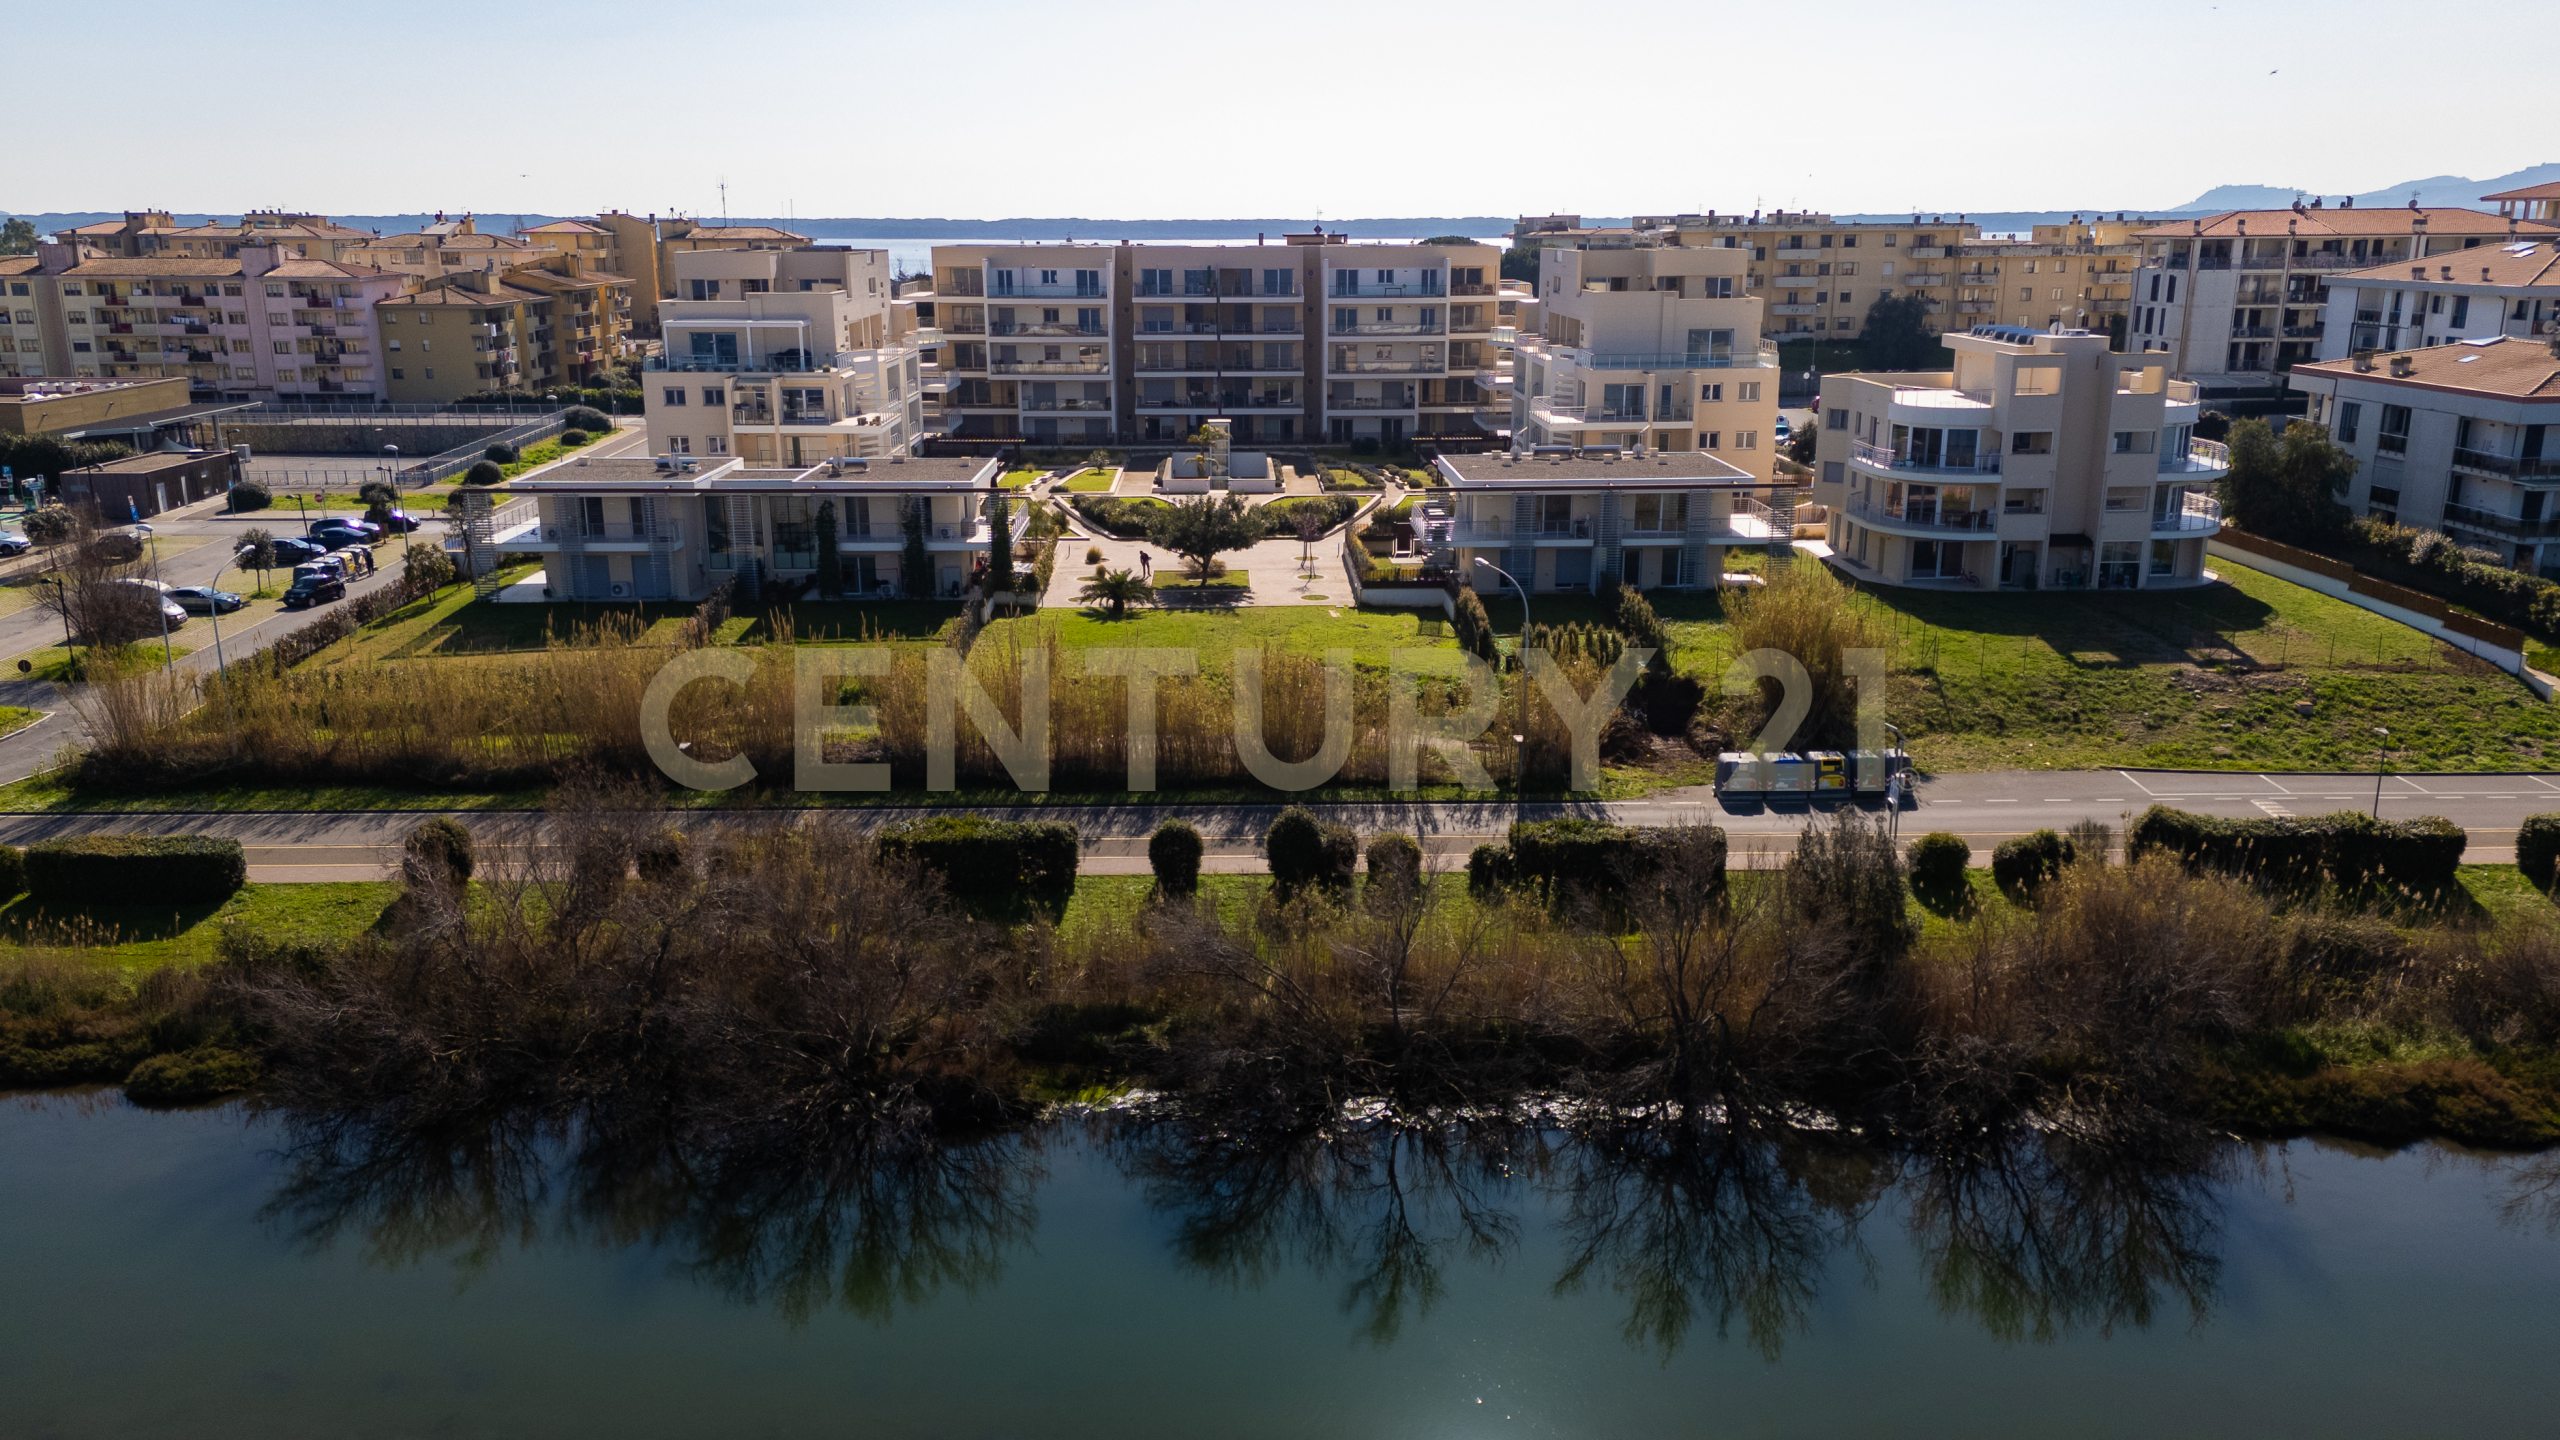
[[12, 0, 2552, 220]]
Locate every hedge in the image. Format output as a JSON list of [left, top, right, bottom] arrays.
[[876, 815, 1078, 918], [1991, 830, 2072, 898], [1907, 832, 1971, 892], [402, 817, 475, 887], [1265, 806, 1356, 901], [2127, 805, 2466, 895], [1072, 495, 1172, 539], [0, 842, 22, 899], [2519, 814, 2560, 893], [1149, 818, 1203, 898], [1467, 818, 1723, 908], [25, 835, 247, 907]]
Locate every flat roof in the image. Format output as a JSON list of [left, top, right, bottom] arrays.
[[2290, 335, 2560, 401], [68, 448, 239, 474], [510, 454, 998, 491], [1438, 451, 1762, 485]]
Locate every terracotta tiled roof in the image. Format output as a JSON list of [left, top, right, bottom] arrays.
[[2136, 206, 2559, 240], [2481, 181, 2560, 203], [63, 258, 245, 277], [2327, 240, 2560, 291], [2291, 335, 2560, 400]]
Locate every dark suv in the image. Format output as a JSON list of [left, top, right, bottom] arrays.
[[282, 572, 346, 610]]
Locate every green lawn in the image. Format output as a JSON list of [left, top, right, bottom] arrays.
[[340, 579, 966, 660], [1000, 467, 1043, 489], [1061, 469, 1117, 492], [16, 643, 194, 683], [4, 881, 402, 972], [988, 604, 1436, 672], [0, 706, 37, 740]]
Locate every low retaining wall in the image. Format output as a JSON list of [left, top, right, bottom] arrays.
[[1340, 531, 1458, 614], [2208, 531, 2529, 675]]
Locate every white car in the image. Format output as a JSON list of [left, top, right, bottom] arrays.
[[106, 577, 188, 624]]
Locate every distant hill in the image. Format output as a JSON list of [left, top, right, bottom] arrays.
[[2167, 161, 2560, 214]]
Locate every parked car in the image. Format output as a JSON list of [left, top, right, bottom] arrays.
[[312, 517, 385, 543], [0, 531, 29, 557], [374, 509, 424, 534], [302, 527, 362, 551], [166, 586, 245, 615], [292, 555, 352, 584], [1773, 414, 1793, 442], [282, 572, 346, 610], [104, 578, 188, 624], [246, 536, 327, 567]]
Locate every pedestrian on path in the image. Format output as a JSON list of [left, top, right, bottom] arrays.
[[1138, 550, 1152, 580]]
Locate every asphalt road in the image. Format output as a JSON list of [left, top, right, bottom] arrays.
[[0, 768, 2544, 882]]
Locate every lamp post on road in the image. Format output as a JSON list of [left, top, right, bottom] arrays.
[[1883, 720, 1907, 837], [2372, 726, 2391, 818], [1473, 556, 1530, 797]]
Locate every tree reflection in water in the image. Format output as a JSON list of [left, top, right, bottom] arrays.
[[259, 1112, 1040, 1327]]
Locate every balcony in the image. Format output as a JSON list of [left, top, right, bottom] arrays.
[[537, 520, 684, 551], [1531, 399, 1663, 426], [1571, 347, 1776, 371], [2444, 503, 2560, 540], [1770, 304, 1821, 316], [988, 282, 1106, 299], [1331, 358, 1444, 374], [644, 349, 872, 374], [1020, 398, 1114, 412], [990, 359, 1110, 375], [2453, 447, 2560, 480], [2229, 326, 2275, 339], [1902, 273, 1946, 287], [2160, 438, 2231, 474], [1330, 282, 1445, 298], [1329, 395, 1419, 410], [1137, 394, 1300, 410], [2281, 324, 2326, 339], [1846, 497, 1998, 534], [987, 321, 1105, 337], [1849, 438, 2002, 475], [1330, 320, 1446, 335], [1956, 300, 1996, 314], [1954, 272, 2000, 287], [2152, 494, 2224, 533]]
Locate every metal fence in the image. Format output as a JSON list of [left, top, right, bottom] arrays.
[[402, 413, 574, 485]]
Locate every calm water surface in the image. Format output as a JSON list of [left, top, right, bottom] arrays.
[[2, 1095, 2555, 1439]]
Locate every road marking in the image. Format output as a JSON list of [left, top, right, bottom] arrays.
[[2250, 797, 2294, 818], [1985, 798, 2018, 803], [2094, 797, 2125, 802], [2116, 770, 2160, 796], [2487, 794, 2518, 799], [2258, 773, 2295, 794], [2529, 775, 2560, 794], [2043, 798, 2073, 802]]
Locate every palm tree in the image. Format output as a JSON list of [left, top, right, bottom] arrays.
[[1077, 567, 1154, 619]]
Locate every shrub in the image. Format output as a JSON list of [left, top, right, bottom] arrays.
[[25, 835, 247, 907], [1264, 805, 1355, 901], [1084, 545, 1104, 565], [1991, 829, 2072, 899], [1364, 831, 1423, 904], [1467, 842, 1513, 897], [2127, 805, 2467, 896], [2520, 814, 2560, 893], [877, 815, 1078, 918], [484, 442, 520, 464], [123, 1047, 261, 1106], [1148, 818, 1204, 898], [560, 428, 592, 447], [1907, 831, 1971, 892], [636, 826, 690, 883], [0, 842, 22, 898], [465, 460, 504, 486], [563, 405, 613, 433], [401, 817, 475, 887], [227, 479, 273, 513], [1451, 585, 1499, 665]]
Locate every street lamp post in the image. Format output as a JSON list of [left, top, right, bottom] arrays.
[[1883, 720, 1907, 837], [139, 522, 173, 676], [2371, 726, 2391, 818], [1473, 556, 1530, 795]]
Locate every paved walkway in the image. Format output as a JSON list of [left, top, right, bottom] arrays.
[[0, 770, 2543, 881]]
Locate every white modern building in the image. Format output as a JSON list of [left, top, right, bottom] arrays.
[[1813, 325, 2231, 592], [1424, 449, 1783, 594], [2318, 237, 2560, 357], [642, 246, 923, 465], [2289, 336, 2560, 574]]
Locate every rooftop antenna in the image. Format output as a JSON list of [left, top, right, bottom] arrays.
[[720, 179, 728, 228]]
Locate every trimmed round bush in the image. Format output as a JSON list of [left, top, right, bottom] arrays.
[[1991, 829, 2072, 899], [1467, 843, 1513, 897], [484, 442, 520, 464], [1907, 831, 1971, 893], [26, 835, 246, 908], [1364, 831, 1423, 907], [559, 428, 591, 447], [878, 815, 1079, 918], [465, 459, 504, 486], [1148, 819, 1204, 898], [1264, 805, 1355, 902], [227, 479, 273, 513], [402, 817, 475, 887], [123, 1047, 261, 1106], [2520, 814, 2560, 893], [563, 405, 612, 433]]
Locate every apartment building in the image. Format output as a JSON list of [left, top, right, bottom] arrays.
[[1813, 326, 2231, 592], [2289, 337, 2560, 574], [347, 216, 551, 279], [1, 243, 404, 399], [59, 210, 372, 264], [1940, 217, 2151, 341], [2128, 201, 2558, 398], [1510, 243, 1781, 480], [2485, 182, 2560, 225], [2317, 237, 2560, 356], [497, 452, 1008, 601], [641, 246, 922, 464], [1424, 449, 1780, 594], [375, 256, 634, 402], [922, 234, 1503, 447], [0, 376, 193, 437], [591, 213, 810, 335]]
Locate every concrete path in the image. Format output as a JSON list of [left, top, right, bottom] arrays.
[[0, 768, 2545, 881]]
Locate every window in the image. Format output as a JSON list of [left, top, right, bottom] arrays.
[[2103, 488, 2145, 511], [702, 387, 723, 405], [390, 368, 404, 380], [2098, 540, 2141, 589], [2378, 404, 2412, 454], [2451, 296, 2470, 328], [708, 435, 728, 454], [1737, 430, 1758, 449], [1826, 408, 1847, 431], [1263, 268, 1292, 295], [1700, 383, 1722, 402], [423, 368, 435, 380], [1841, 235, 1858, 249], [2150, 539, 2177, 577], [60, 283, 80, 295], [2336, 400, 2360, 443], [2003, 488, 2045, 514], [663, 387, 686, 406], [2010, 431, 2053, 455], [667, 435, 689, 454], [388, 339, 402, 352], [1701, 432, 1720, 450], [1737, 381, 1760, 402], [2111, 430, 2157, 454], [1836, 291, 1852, 306], [274, 342, 293, 354]]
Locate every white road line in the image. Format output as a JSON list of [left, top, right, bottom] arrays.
[[2529, 775, 2560, 794], [2258, 773, 2295, 794], [2116, 770, 2160, 796], [1985, 798, 2019, 804]]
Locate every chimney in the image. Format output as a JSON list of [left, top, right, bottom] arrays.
[[2389, 354, 2414, 377], [2341, 196, 2354, 209], [2352, 348, 2375, 372]]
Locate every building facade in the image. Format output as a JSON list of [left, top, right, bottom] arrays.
[[1813, 326, 2231, 592], [1425, 450, 1781, 594], [640, 246, 922, 464], [2128, 202, 2558, 398], [375, 256, 634, 402], [591, 214, 810, 336], [2289, 337, 2560, 574], [920, 235, 1502, 447], [346, 216, 551, 279], [498, 452, 1010, 601], [2317, 238, 2560, 356], [1510, 243, 1780, 479], [60, 211, 372, 264]]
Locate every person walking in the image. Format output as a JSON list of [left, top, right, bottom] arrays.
[[1137, 550, 1152, 580]]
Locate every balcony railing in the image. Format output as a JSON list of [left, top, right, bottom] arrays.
[[990, 359, 1110, 374], [1330, 321, 1445, 335], [1329, 395, 1418, 410], [1849, 438, 2001, 474], [2160, 438, 2231, 473], [1331, 358, 1443, 373], [1331, 282, 1444, 298], [2229, 325, 2275, 339], [548, 521, 684, 544], [1847, 498, 1998, 533], [1137, 395, 1300, 410], [2453, 446, 2560, 480], [2282, 324, 2325, 338], [2444, 503, 2560, 540], [988, 282, 1106, 299], [988, 321, 1105, 337], [1020, 398, 1113, 412], [1571, 347, 1777, 370], [2152, 495, 2223, 533]]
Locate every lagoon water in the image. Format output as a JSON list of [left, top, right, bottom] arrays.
[[3, 1094, 2556, 1439]]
